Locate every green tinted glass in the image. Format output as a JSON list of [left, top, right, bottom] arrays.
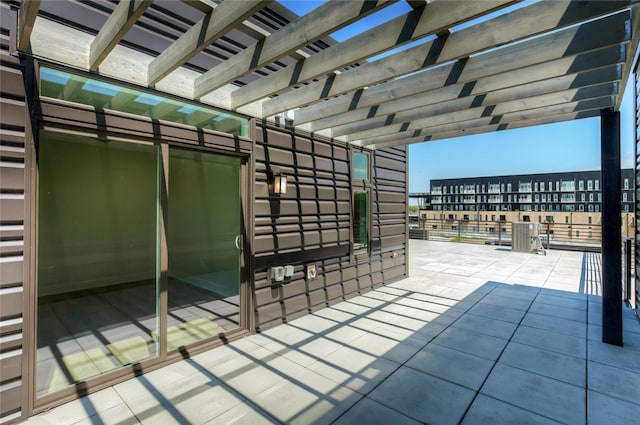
[[40, 67, 249, 137]]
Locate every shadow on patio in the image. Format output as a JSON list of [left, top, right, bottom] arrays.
[[26, 241, 640, 425]]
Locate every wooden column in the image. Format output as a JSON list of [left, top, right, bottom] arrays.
[[600, 107, 623, 346]]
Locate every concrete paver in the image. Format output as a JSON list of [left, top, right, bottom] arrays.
[[24, 241, 640, 425]]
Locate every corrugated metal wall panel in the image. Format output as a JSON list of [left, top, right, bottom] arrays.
[[635, 58, 639, 315], [253, 122, 407, 331], [0, 5, 27, 424]]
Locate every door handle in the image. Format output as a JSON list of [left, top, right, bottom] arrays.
[[235, 235, 243, 251]]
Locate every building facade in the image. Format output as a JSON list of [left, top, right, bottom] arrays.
[[0, 4, 409, 423], [430, 170, 634, 213]]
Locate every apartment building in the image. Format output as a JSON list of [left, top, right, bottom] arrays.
[[430, 170, 635, 213]]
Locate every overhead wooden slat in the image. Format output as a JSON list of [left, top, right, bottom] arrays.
[[312, 62, 623, 132], [338, 81, 618, 140], [354, 81, 620, 146], [342, 65, 622, 141], [229, 0, 518, 108], [262, 0, 631, 117], [18, 0, 40, 51], [89, 0, 153, 70], [295, 11, 630, 126], [615, 3, 640, 110], [193, 0, 394, 99], [369, 109, 603, 149], [147, 0, 268, 86]]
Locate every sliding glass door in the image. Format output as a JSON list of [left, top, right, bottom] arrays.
[[36, 133, 245, 398], [167, 148, 242, 350], [37, 132, 161, 397]]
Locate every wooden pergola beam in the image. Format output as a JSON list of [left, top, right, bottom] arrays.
[[342, 66, 621, 141], [312, 61, 622, 132], [295, 13, 629, 126], [230, 0, 518, 108], [17, 0, 40, 51], [193, 0, 394, 99], [262, 0, 631, 117], [147, 0, 268, 86], [368, 108, 604, 149], [357, 84, 616, 146], [89, 0, 153, 70], [336, 80, 618, 139]]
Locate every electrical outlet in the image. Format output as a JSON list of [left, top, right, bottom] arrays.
[[271, 266, 285, 282], [283, 265, 294, 277], [306, 264, 317, 281]]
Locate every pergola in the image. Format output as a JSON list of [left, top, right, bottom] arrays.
[[14, 0, 640, 344]]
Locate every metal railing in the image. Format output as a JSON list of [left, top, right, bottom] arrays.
[[409, 218, 607, 251]]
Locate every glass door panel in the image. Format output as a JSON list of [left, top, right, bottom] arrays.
[[167, 148, 241, 350], [36, 132, 160, 397]]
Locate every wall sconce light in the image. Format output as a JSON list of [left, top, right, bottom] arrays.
[[273, 174, 287, 195], [268, 168, 287, 195]]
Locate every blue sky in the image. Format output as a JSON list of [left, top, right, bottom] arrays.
[[278, 1, 636, 193]]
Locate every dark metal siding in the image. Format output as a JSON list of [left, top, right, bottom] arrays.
[[0, 5, 27, 424], [253, 122, 407, 331], [635, 58, 640, 316]]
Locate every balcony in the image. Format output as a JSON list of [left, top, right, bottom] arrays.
[[34, 241, 640, 425]]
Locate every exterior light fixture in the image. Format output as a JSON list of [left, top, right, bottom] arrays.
[[273, 174, 287, 195], [268, 168, 287, 195]]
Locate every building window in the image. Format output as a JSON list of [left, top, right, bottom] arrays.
[[541, 205, 546, 211], [624, 178, 629, 190], [553, 194, 558, 202], [40, 67, 249, 137], [588, 216, 592, 224], [523, 215, 530, 222], [507, 183, 512, 192], [581, 193, 585, 202], [352, 151, 370, 254], [625, 205, 629, 212], [540, 182, 545, 191], [595, 180, 599, 190], [576, 230, 580, 238], [579, 205, 584, 211], [560, 181, 575, 191], [588, 204, 594, 212], [565, 216, 569, 224], [555, 181, 560, 191], [587, 180, 593, 190], [534, 182, 539, 191], [579, 180, 584, 190], [589, 193, 594, 202], [542, 194, 547, 202], [623, 192, 628, 202], [595, 205, 600, 212], [546, 215, 553, 223], [353, 191, 369, 252]]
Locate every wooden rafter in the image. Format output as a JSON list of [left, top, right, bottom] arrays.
[[369, 109, 603, 149], [338, 82, 618, 141], [147, 0, 269, 86], [229, 0, 518, 109], [350, 81, 619, 146], [193, 0, 394, 99], [90, 0, 153, 70], [262, 0, 631, 117], [17, 0, 40, 51], [294, 11, 630, 126]]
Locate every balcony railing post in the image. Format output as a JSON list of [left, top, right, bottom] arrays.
[[498, 221, 502, 246]]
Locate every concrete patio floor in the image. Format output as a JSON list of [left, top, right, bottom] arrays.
[[24, 240, 640, 425]]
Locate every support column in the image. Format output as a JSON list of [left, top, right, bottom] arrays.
[[600, 107, 623, 346]]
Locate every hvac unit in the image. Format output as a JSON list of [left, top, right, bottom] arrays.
[[512, 222, 544, 254]]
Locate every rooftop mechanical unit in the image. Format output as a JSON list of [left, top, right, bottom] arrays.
[[512, 222, 545, 255]]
